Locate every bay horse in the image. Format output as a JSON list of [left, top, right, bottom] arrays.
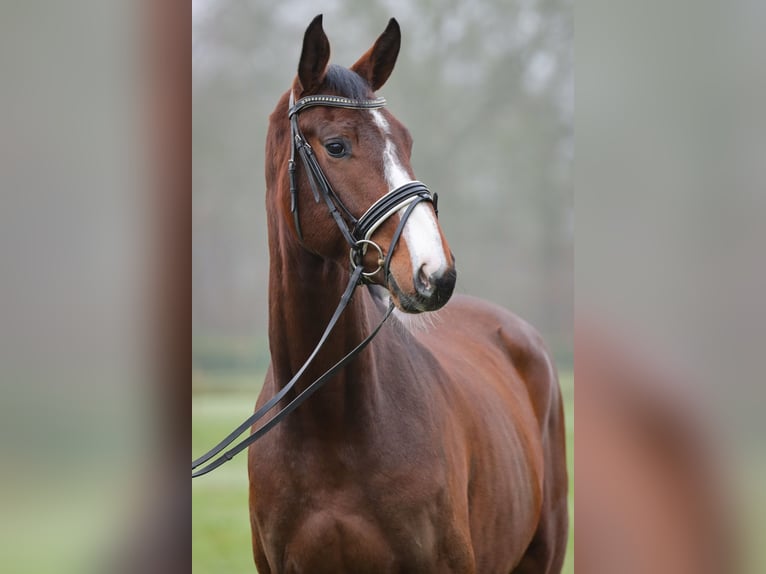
[[248, 15, 568, 573]]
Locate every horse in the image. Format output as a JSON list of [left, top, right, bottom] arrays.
[[247, 15, 568, 573]]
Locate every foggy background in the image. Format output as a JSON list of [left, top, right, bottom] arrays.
[[192, 0, 573, 385]]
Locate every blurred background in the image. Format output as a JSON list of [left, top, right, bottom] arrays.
[[192, 0, 573, 389], [576, 1, 766, 571], [192, 1, 572, 572]]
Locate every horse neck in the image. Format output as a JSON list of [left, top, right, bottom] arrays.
[[267, 228, 384, 430]]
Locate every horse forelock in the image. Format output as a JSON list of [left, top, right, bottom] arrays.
[[322, 64, 375, 99]]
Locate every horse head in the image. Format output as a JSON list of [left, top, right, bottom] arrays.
[[266, 15, 456, 313]]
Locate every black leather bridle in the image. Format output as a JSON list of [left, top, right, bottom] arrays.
[[192, 92, 436, 478], [287, 92, 436, 279]]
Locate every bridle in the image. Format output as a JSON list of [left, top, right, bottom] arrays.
[[192, 91, 438, 478], [287, 92, 436, 280]]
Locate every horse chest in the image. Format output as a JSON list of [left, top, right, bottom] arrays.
[[259, 497, 466, 574], [251, 437, 472, 572]]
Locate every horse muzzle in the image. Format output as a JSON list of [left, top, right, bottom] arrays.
[[389, 260, 456, 313]]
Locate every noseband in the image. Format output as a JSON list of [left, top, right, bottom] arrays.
[[287, 92, 436, 280], [192, 91, 439, 478]]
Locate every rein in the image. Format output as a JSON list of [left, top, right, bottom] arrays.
[[192, 91, 436, 478], [192, 266, 393, 477]]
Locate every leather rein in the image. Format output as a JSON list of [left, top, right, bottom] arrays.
[[192, 92, 436, 478]]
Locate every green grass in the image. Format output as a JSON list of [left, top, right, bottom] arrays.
[[192, 371, 574, 573], [193, 393, 256, 573]]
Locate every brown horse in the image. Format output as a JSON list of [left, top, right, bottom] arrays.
[[248, 15, 568, 573]]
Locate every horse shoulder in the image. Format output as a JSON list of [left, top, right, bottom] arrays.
[[411, 295, 564, 567], [430, 294, 561, 432], [498, 309, 560, 433]]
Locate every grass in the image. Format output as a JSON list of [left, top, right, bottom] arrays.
[[192, 393, 255, 573], [192, 371, 574, 573]]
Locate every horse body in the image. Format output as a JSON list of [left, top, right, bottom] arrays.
[[250, 262, 565, 572], [420, 296, 568, 573], [248, 15, 567, 573]]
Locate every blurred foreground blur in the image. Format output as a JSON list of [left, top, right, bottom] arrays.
[[1, 1, 188, 572], [575, 325, 736, 573], [576, 0, 766, 572]]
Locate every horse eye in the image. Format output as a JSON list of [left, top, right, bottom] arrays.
[[324, 141, 347, 158]]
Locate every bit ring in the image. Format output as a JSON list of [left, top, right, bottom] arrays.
[[350, 239, 385, 278]]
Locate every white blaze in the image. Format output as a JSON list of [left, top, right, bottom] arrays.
[[369, 110, 448, 280]]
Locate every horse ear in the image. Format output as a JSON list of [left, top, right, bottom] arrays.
[[297, 14, 331, 96], [350, 18, 401, 91]]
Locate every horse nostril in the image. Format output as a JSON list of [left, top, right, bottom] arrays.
[[419, 266, 431, 289], [415, 264, 435, 297], [409, 263, 456, 311]]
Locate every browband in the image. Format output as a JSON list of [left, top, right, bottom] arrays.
[[288, 94, 387, 117]]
